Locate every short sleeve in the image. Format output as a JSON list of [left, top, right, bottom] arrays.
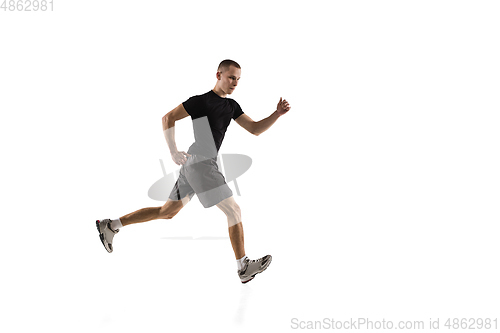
[[232, 100, 244, 120], [182, 95, 204, 119]]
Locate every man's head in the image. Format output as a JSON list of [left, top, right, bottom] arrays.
[[215, 59, 241, 96]]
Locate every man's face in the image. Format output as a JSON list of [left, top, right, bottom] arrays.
[[218, 65, 241, 95]]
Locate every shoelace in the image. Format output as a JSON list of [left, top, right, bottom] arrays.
[[243, 257, 263, 269], [239, 257, 267, 275]]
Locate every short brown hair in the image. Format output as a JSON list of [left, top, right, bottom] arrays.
[[217, 59, 241, 73]]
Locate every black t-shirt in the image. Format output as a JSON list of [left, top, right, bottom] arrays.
[[183, 90, 244, 159]]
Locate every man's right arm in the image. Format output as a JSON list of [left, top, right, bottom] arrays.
[[162, 104, 191, 165]]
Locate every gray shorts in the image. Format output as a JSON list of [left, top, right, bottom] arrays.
[[168, 154, 233, 208]]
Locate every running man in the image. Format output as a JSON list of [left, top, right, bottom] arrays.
[[96, 59, 291, 283]]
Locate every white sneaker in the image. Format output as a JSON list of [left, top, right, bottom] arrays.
[[238, 255, 272, 283], [96, 219, 119, 253]]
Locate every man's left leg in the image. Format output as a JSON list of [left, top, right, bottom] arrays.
[[216, 196, 272, 283], [216, 196, 245, 259]]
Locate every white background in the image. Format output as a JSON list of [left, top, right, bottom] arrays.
[[1, 1, 499, 332]]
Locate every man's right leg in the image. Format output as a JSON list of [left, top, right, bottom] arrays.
[[97, 195, 190, 253], [120, 195, 191, 226]]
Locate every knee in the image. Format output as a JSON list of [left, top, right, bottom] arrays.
[[216, 197, 242, 224], [229, 202, 242, 222], [159, 202, 182, 219], [235, 203, 241, 218], [158, 208, 174, 219], [159, 213, 177, 220]]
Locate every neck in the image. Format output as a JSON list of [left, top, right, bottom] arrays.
[[212, 86, 227, 98]]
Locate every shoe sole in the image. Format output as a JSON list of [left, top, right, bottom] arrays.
[[96, 220, 112, 253], [240, 256, 272, 284], [241, 277, 254, 284]]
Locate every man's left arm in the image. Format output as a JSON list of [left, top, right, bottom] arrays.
[[235, 97, 291, 136]]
